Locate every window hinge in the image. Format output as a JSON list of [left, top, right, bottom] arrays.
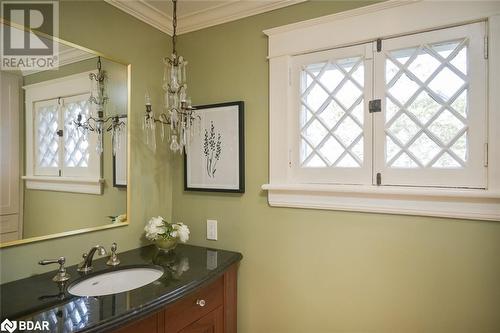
[[288, 66, 292, 86], [369, 99, 382, 113], [376, 173, 382, 186], [58, 169, 62, 177], [288, 149, 292, 168], [484, 36, 489, 59], [484, 143, 489, 167], [376, 39, 382, 52]]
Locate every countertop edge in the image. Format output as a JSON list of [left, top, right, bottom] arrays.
[[83, 252, 243, 333]]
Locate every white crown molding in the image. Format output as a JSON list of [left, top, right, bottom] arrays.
[[21, 46, 96, 76], [177, 0, 306, 34], [104, 0, 173, 35], [104, 0, 306, 36], [263, 0, 421, 36]]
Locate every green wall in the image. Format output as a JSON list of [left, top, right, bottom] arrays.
[[22, 58, 127, 238], [1, 1, 500, 332], [0, 1, 172, 281], [171, 1, 500, 332]]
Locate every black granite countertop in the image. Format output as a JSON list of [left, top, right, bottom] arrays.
[[0, 244, 242, 332]]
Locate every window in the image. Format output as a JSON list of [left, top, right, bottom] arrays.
[[292, 44, 372, 185], [24, 72, 102, 194], [264, 1, 500, 220], [34, 94, 97, 177], [374, 24, 487, 189], [290, 23, 486, 188]]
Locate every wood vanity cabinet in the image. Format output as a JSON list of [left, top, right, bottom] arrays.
[[113, 264, 237, 333]]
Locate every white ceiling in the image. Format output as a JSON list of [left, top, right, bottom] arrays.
[[104, 0, 306, 35]]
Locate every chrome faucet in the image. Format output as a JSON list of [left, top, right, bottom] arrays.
[[78, 245, 108, 273]]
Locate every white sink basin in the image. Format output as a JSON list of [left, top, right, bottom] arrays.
[[68, 265, 164, 297]]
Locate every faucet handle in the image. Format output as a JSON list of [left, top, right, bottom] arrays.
[[39, 257, 71, 283], [106, 242, 121, 266]]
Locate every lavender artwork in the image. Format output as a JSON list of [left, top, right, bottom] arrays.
[[203, 121, 222, 177]]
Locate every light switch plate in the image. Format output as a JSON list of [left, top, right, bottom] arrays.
[[207, 219, 217, 240]]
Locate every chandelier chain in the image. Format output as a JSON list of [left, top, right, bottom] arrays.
[[172, 0, 178, 56]]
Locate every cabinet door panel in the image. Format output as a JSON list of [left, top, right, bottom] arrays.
[[178, 307, 223, 333], [113, 312, 161, 333], [164, 277, 223, 333]]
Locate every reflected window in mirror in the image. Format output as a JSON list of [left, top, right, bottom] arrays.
[[0, 32, 129, 246]]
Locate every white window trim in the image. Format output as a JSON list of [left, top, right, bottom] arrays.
[[263, 0, 500, 221], [21, 176, 104, 195], [23, 71, 103, 194]]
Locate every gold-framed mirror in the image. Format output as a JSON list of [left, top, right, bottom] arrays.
[[0, 20, 131, 248]]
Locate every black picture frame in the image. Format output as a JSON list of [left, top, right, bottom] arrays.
[[184, 101, 245, 193]]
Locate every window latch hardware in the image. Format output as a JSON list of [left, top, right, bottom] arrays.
[[376, 38, 382, 52], [369, 99, 381, 113], [376, 173, 382, 186], [56, 129, 63, 137]]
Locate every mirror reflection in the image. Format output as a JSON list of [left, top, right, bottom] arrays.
[[0, 27, 129, 245]]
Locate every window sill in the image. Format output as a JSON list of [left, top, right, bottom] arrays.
[[261, 183, 500, 221], [22, 176, 104, 195]]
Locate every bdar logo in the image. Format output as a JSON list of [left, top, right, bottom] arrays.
[[0, 319, 17, 333]]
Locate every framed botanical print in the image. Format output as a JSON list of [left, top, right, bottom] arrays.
[[185, 101, 244, 193]]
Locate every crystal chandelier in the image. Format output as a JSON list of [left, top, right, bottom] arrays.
[[143, 0, 198, 153], [74, 56, 126, 155]]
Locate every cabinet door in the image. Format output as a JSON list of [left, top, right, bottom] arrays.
[[178, 307, 223, 333], [113, 312, 163, 333]]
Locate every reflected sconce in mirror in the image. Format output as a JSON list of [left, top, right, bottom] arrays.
[[142, 0, 199, 154], [74, 56, 127, 155]]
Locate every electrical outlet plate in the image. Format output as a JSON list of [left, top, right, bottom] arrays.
[[207, 219, 217, 240]]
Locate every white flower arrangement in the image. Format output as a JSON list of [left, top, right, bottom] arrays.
[[144, 216, 190, 243]]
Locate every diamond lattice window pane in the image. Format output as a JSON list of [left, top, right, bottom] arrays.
[[428, 109, 465, 145], [37, 105, 60, 167], [386, 136, 401, 162], [318, 100, 344, 129], [450, 47, 467, 75], [303, 83, 329, 111], [319, 137, 343, 165], [338, 57, 360, 72], [337, 154, 359, 167], [428, 67, 465, 101], [408, 134, 441, 166], [300, 56, 364, 168], [385, 39, 469, 169], [303, 120, 328, 147], [408, 50, 440, 82], [319, 65, 343, 92], [407, 91, 442, 125], [334, 116, 362, 147], [432, 152, 461, 168], [351, 139, 364, 162], [385, 98, 400, 123], [64, 99, 90, 167], [386, 59, 399, 84], [391, 48, 414, 65], [431, 41, 460, 59], [450, 90, 467, 118], [392, 152, 418, 168], [388, 73, 419, 104], [450, 133, 467, 162], [304, 154, 327, 168], [300, 105, 314, 126], [388, 114, 419, 145], [336, 80, 362, 109]]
